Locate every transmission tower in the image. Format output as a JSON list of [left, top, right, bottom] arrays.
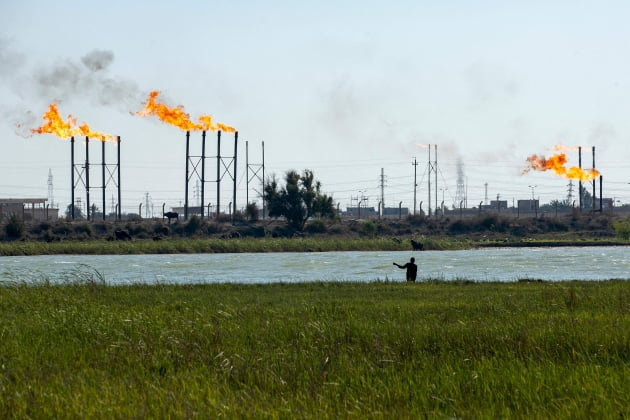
[[194, 180, 201, 208], [47, 168, 55, 208], [246, 141, 265, 218], [144, 192, 152, 218], [412, 158, 418, 215], [567, 180, 574, 204], [427, 145, 438, 217], [379, 168, 386, 213], [454, 158, 466, 208]]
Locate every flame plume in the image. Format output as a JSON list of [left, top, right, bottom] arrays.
[[30, 104, 76, 139], [524, 152, 600, 181], [217, 122, 236, 133], [76, 122, 115, 142], [198, 115, 217, 131], [31, 103, 114, 142], [136, 91, 202, 131], [136, 91, 236, 132]]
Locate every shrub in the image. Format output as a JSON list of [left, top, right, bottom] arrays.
[[184, 215, 203, 236], [53, 223, 72, 235], [376, 222, 394, 235], [361, 221, 377, 237], [42, 229, 56, 242], [407, 215, 425, 226], [239, 225, 266, 238], [205, 223, 223, 235], [153, 224, 170, 236], [92, 222, 109, 234], [74, 223, 94, 237], [306, 220, 327, 234], [613, 220, 630, 240], [479, 215, 499, 230], [127, 223, 150, 236], [5, 215, 24, 239], [447, 219, 470, 234], [30, 221, 52, 235]]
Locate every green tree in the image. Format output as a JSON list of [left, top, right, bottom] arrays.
[[264, 169, 335, 231]]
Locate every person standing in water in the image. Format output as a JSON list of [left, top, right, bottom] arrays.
[[393, 257, 418, 282]]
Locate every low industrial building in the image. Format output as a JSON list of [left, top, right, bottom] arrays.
[[0, 198, 59, 222]]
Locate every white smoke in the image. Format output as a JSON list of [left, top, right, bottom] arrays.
[[81, 49, 114, 71], [33, 49, 142, 111], [0, 39, 143, 121]]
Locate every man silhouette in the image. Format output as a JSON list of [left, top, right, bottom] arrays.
[[393, 257, 418, 282]]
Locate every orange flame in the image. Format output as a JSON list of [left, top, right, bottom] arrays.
[[524, 152, 600, 181], [217, 122, 236, 133], [31, 104, 77, 139], [76, 122, 115, 142], [198, 115, 217, 131], [31, 103, 114, 142], [136, 91, 236, 132], [137, 91, 202, 131]]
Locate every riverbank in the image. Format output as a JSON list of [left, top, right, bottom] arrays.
[[0, 235, 627, 256], [2, 212, 629, 255], [0, 236, 460, 256], [2, 280, 628, 418]]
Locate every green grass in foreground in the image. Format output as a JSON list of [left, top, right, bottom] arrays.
[[1, 280, 629, 418]]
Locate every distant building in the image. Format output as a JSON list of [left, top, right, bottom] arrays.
[[382, 207, 409, 218], [0, 198, 59, 221], [344, 206, 378, 219], [517, 199, 539, 213], [344, 206, 409, 219]]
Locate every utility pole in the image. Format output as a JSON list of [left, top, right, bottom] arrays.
[[412, 159, 418, 215]]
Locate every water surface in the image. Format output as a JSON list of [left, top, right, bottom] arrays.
[[1, 247, 629, 285]]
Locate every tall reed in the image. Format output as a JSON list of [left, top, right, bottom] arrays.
[[1, 280, 629, 418]]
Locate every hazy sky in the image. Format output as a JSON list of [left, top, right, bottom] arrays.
[[2, 0, 630, 216]]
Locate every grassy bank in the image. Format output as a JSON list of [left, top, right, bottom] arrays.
[[1, 280, 629, 418], [0, 236, 475, 256], [1, 236, 626, 256]]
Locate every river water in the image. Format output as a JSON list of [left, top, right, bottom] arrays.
[[1, 247, 629, 285]]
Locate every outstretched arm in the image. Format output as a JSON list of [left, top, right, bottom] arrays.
[[393, 262, 403, 268]]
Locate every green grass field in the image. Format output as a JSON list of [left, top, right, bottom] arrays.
[[1, 280, 629, 418]]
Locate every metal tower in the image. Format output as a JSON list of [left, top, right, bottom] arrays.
[[47, 168, 54, 209], [454, 158, 466, 208]]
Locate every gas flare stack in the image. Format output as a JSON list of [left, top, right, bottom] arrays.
[[70, 135, 121, 221], [184, 130, 238, 221]]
